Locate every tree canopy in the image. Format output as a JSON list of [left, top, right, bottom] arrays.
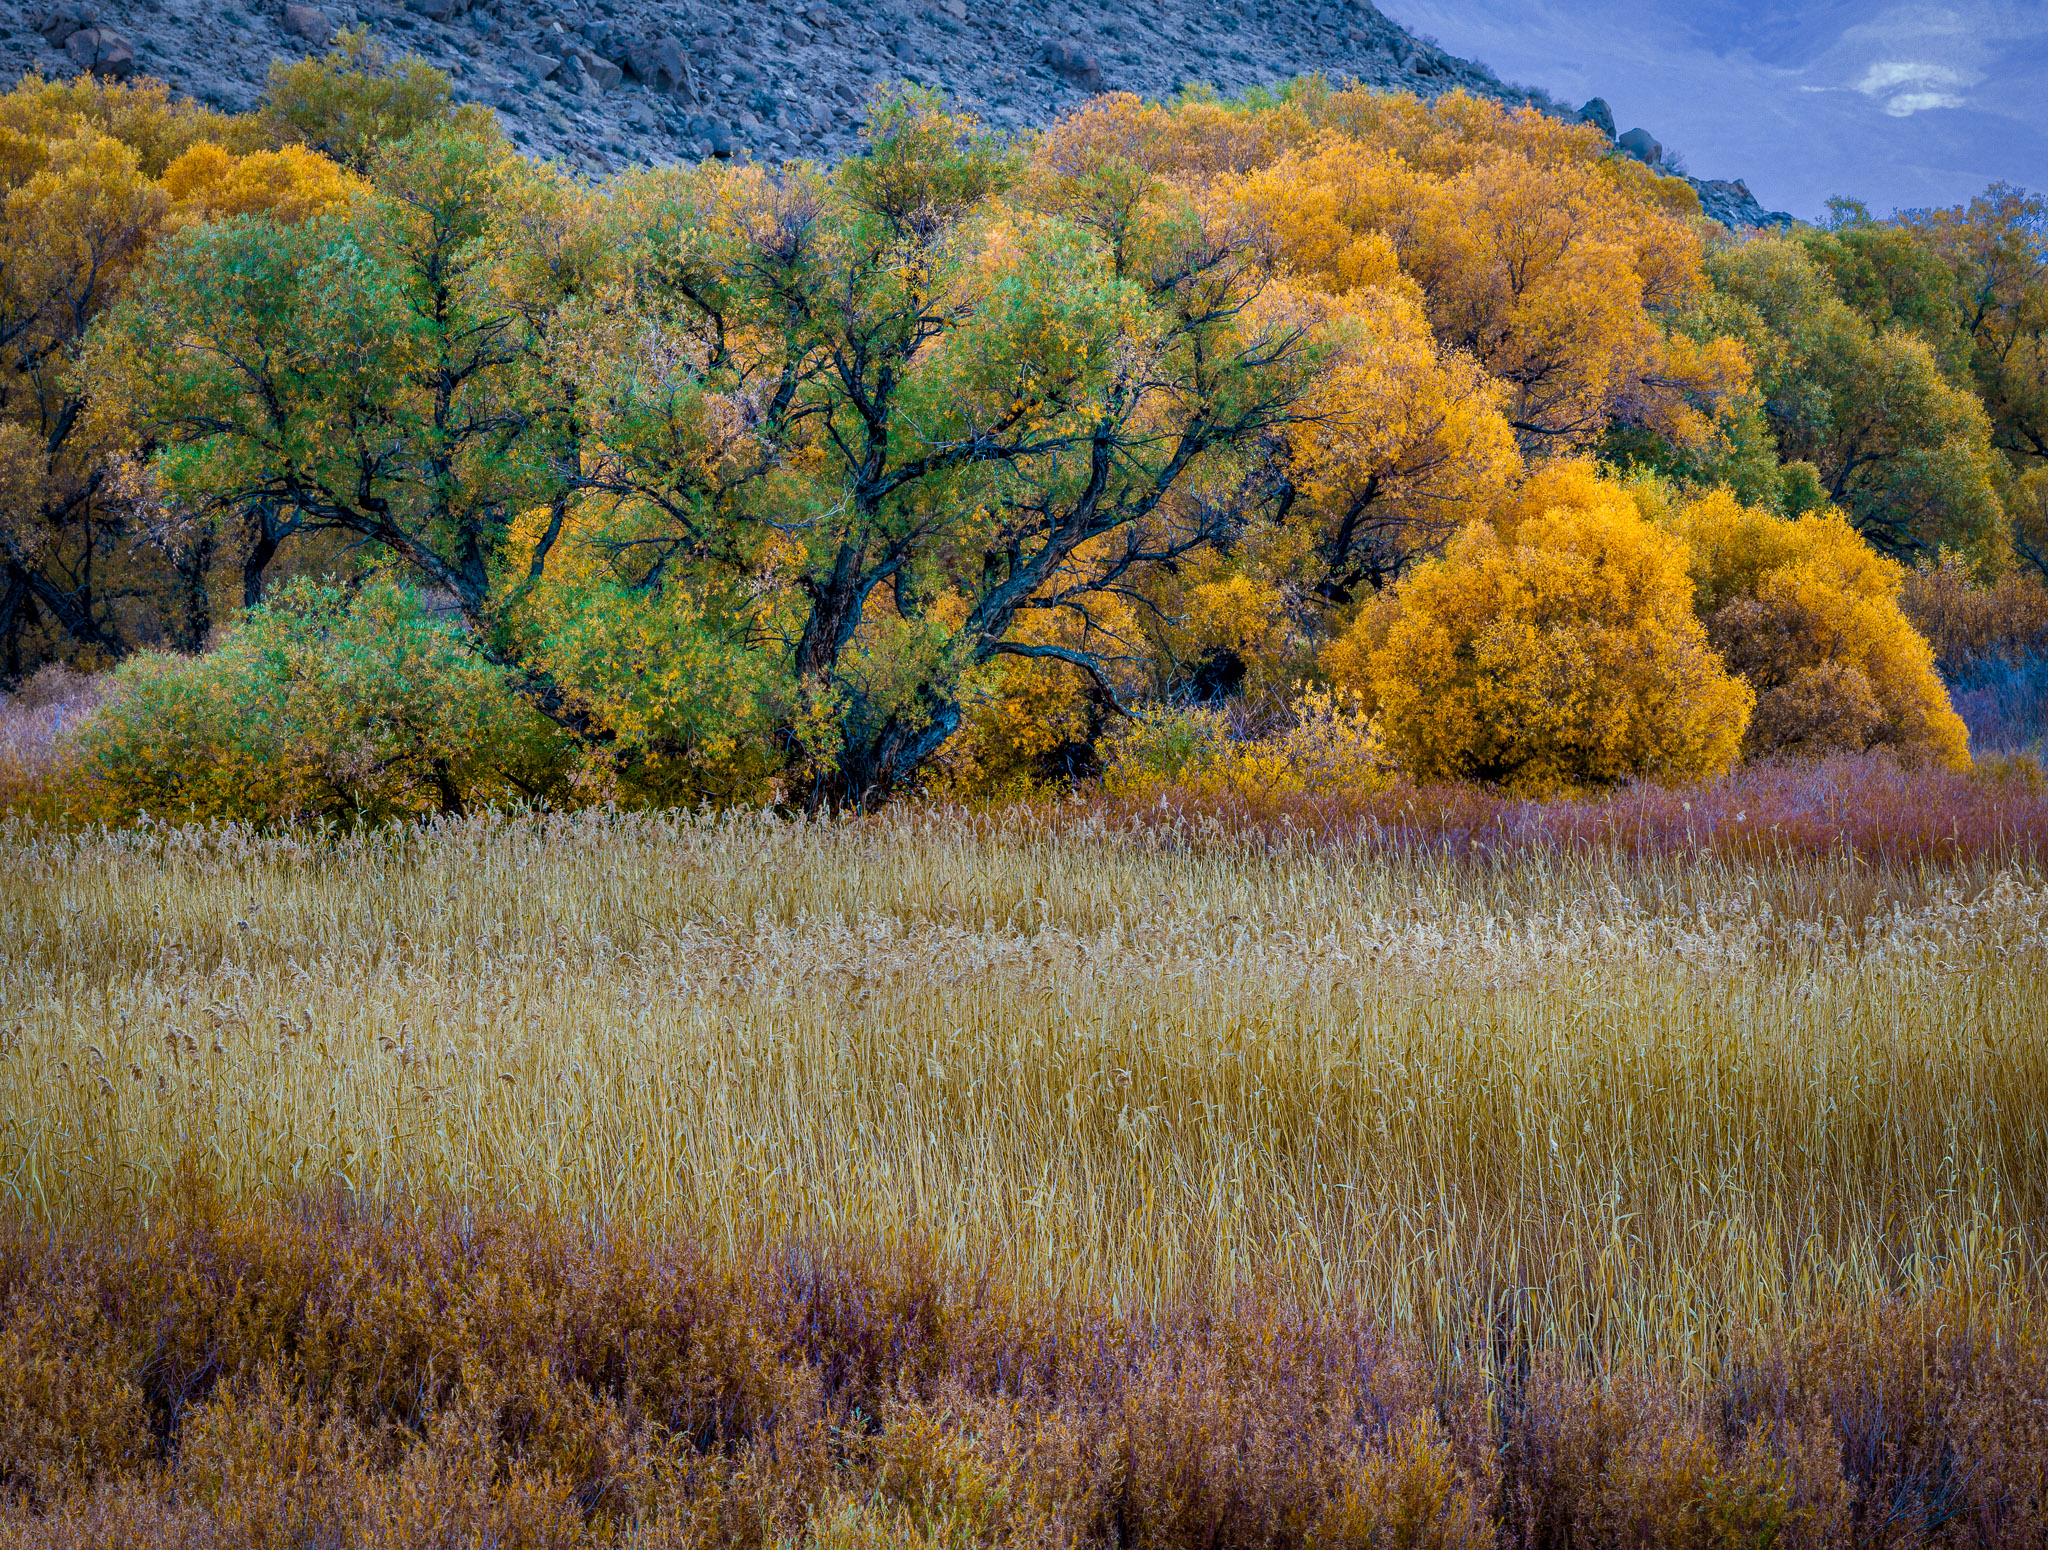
[[5, 61, 2032, 810]]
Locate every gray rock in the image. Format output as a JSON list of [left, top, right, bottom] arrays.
[[1043, 39, 1099, 90], [1577, 96, 1614, 140], [0, 0, 1789, 222], [507, 47, 560, 84], [624, 36, 694, 98], [1688, 176, 1793, 230], [31, 2, 92, 45], [1616, 127, 1661, 165], [281, 5, 331, 45], [63, 23, 130, 75]]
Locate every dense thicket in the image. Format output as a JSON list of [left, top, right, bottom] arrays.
[[2, 47, 2041, 813]]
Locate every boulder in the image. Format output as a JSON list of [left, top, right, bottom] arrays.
[[1576, 96, 1614, 140], [32, 3, 95, 46], [625, 37, 696, 98], [1616, 126, 1661, 165], [577, 48, 622, 91], [282, 4, 332, 44], [1043, 40, 1099, 89], [507, 47, 561, 83], [410, 0, 468, 20], [64, 25, 133, 77], [687, 114, 733, 158]]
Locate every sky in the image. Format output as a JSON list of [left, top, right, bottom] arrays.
[[1377, 0, 2048, 220]]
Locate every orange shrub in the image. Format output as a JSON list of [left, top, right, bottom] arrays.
[[1658, 487, 1971, 767], [1339, 470, 1751, 794], [160, 140, 359, 226]]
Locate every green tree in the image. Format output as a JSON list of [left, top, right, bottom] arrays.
[[1804, 199, 1971, 374], [1705, 236, 2005, 563], [540, 96, 1326, 802], [1905, 185, 2048, 578], [94, 96, 1329, 806], [260, 29, 466, 173], [89, 120, 598, 698]]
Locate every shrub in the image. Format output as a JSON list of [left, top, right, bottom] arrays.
[[77, 580, 568, 823], [1100, 685, 1388, 802], [1346, 471, 1751, 795], [1662, 489, 1971, 767], [258, 30, 463, 171], [1900, 551, 2048, 669], [0, 665, 106, 818]]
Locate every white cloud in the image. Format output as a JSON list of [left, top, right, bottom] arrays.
[[1854, 58, 1973, 115], [1882, 90, 1968, 115], [1378, 0, 2048, 217], [1855, 60, 1968, 93]]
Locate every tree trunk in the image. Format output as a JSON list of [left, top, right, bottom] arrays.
[[242, 504, 297, 609], [178, 525, 215, 653]]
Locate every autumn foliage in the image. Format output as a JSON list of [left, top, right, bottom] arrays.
[[1333, 465, 1751, 794], [1, 1200, 2043, 1549], [1, 57, 2038, 811]]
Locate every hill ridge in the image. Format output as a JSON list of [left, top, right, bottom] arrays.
[[5, 0, 1793, 225]]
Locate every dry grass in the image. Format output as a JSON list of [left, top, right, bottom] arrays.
[[3, 802, 2043, 1377]]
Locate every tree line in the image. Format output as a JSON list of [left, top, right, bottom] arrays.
[[3, 41, 2042, 812]]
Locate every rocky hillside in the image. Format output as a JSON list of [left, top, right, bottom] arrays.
[[4, 0, 1791, 225]]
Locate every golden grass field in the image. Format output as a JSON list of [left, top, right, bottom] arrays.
[[5, 804, 2042, 1384]]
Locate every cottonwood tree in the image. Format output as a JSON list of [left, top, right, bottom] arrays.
[[546, 97, 1328, 803], [91, 120, 605, 694], [1705, 236, 2005, 562], [97, 96, 1331, 805], [0, 64, 396, 676], [1, 123, 171, 669], [1906, 186, 2048, 577]]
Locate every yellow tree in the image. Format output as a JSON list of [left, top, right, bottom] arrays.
[[1268, 282, 1520, 597], [1224, 119, 1747, 457], [0, 67, 378, 675], [1655, 484, 1970, 766], [1, 125, 169, 666], [1336, 462, 1751, 793], [1032, 79, 1747, 730]]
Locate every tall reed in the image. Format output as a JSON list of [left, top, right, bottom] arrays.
[[3, 805, 2042, 1376]]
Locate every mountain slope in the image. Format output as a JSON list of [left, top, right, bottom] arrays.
[[5, 0, 1790, 225]]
